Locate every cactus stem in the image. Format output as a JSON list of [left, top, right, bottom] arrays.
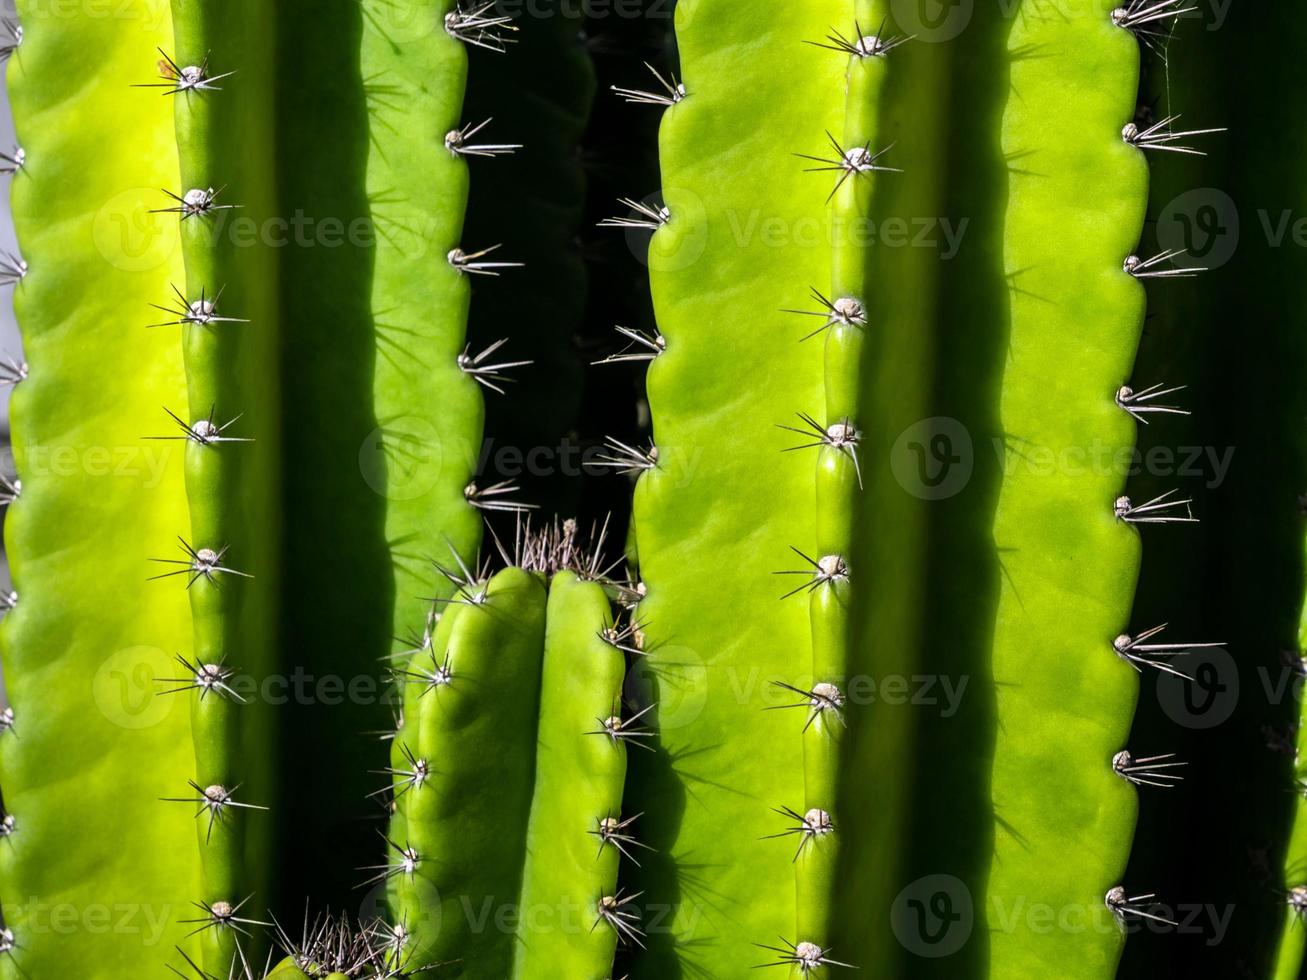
[[754, 938, 854, 973], [795, 132, 900, 202], [149, 284, 248, 329], [447, 243, 523, 276], [1115, 382, 1189, 423], [1123, 249, 1204, 279], [463, 479, 538, 514], [445, 2, 518, 53], [611, 63, 686, 107], [457, 338, 533, 395], [147, 406, 253, 446], [180, 896, 270, 940], [1122, 115, 1225, 156], [593, 890, 645, 948], [445, 118, 521, 158], [594, 437, 658, 475], [782, 287, 867, 342], [0, 252, 28, 285], [134, 50, 236, 95], [0, 147, 24, 174], [766, 681, 846, 732], [1111, 750, 1186, 788], [777, 412, 863, 489], [774, 548, 849, 599], [589, 703, 656, 752], [161, 781, 268, 843], [1113, 624, 1224, 678], [591, 812, 654, 866], [358, 835, 420, 888], [1111, 0, 1194, 33], [764, 806, 835, 862], [592, 325, 665, 366], [806, 20, 914, 59], [1113, 489, 1196, 524], [156, 655, 246, 702], [148, 538, 253, 587], [153, 186, 240, 220], [598, 198, 670, 230], [1104, 887, 1177, 927]]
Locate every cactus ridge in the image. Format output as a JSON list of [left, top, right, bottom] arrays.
[[384, 521, 633, 978]]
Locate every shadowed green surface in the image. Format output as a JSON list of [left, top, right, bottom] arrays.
[[274, 0, 483, 909], [0, 2, 202, 976]]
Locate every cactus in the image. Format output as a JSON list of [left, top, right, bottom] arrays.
[[0, 3, 203, 977], [384, 524, 631, 976], [10, 1, 1307, 979]]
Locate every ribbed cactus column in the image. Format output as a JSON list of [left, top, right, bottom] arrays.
[[619, 1, 851, 975], [164, 1, 282, 973], [385, 542, 630, 977], [985, 2, 1200, 975], [0, 2, 201, 976], [791, 2, 896, 961]]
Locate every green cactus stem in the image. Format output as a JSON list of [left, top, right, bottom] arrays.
[[387, 528, 630, 977], [619, 1, 851, 974], [0, 2, 202, 977]]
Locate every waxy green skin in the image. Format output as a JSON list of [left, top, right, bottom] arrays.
[[0, 2, 202, 976], [625, 1, 850, 975], [274, 0, 484, 906], [168, 1, 282, 971], [396, 567, 547, 975], [390, 567, 626, 978], [987, 4, 1148, 976], [511, 571, 624, 978]]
